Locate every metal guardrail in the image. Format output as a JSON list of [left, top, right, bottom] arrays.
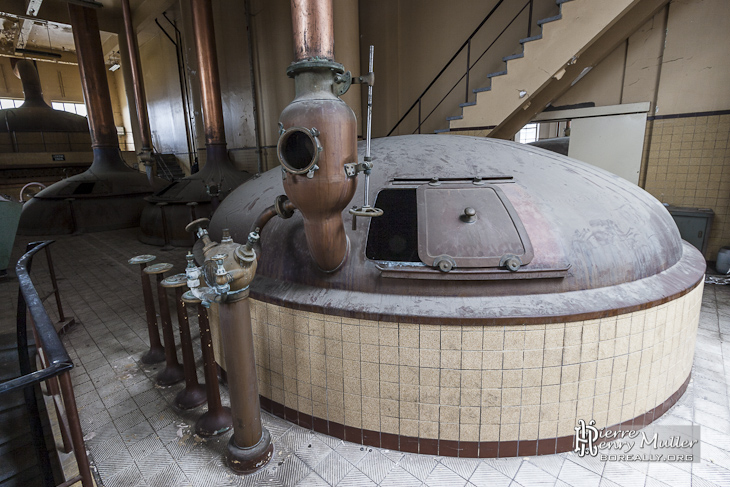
[[387, 0, 534, 136], [0, 240, 92, 487]]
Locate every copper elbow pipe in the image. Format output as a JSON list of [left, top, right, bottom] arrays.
[[68, 4, 119, 148], [121, 0, 153, 152], [190, 0, 226, 146], [290, 0, 334, 60], [250, 196, 297, 233]]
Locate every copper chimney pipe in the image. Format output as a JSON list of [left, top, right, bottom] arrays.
[[290, 0, 335, 60], [12, 60, 48, 108], [68, 4, 120, 150], [121, 0, 153, 156], [190, 0, 226, 147], [277, 0, 357, 272]]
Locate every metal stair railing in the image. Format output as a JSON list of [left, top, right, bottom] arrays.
[[387, 0, 536, 136], [0, 240, 93, 487]]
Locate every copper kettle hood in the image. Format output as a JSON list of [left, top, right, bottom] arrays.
[[18, 4, 163, 236]]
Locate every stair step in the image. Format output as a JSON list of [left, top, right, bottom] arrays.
[[503, 53, 524, 62], [520, 34, 543, 44], [472, 86, 491, 94], [434, 129, 451, 134], [459, 101, 476, 108], [487, 70, 507, 79], [446, 116, 463, 121], [537, 14, 562, 26]]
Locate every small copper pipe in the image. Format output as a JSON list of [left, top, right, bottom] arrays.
[[172, 285, 207, 409], [68, 4, 119, 149], [250, 198, 297, 234], [58, 372, 94, 487], [190, 0, 226, 146], [290, 0, 335, 60], [121, 0, 153, 152]]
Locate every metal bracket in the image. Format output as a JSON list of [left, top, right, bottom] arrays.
[[306, 164, 319, 179], [334, 71, 352, 96], [344, 161, 373, 178]]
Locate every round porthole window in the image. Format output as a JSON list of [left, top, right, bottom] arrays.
[[277, 126, 321, 174]]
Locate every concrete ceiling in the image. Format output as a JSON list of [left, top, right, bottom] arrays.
[[0, 0, 177, 65]]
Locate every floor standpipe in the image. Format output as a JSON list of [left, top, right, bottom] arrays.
[[128, 255, 165, 364], [144, 263, 185, 386]]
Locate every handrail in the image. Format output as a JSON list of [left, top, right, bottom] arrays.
[[387, 0, 532, 136], [0, 240, 93, 487]]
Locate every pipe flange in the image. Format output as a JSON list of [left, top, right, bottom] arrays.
[[286, 59, 345, 78]]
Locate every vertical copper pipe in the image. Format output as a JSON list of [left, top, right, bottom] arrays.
[[138, 263, 165, 364], [188, 299, 231, 437], [58, 372, 94, 487], [155, 274, 185, 386], [67, 4, 119, 149], [190, 0, 226, 147], [290, 0, 335, 60], [220, 297, 272, 472], [121, 0, 153, 152], [173, 287, 207, 409]]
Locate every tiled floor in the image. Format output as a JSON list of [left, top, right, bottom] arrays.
[[3, 228, 730, 486]]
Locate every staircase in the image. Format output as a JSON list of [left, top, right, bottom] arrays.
[[391, 0, 670, 140], [155, 153, 186, 181]]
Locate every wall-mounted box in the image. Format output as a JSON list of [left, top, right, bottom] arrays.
[[666, 205, 714, 257]]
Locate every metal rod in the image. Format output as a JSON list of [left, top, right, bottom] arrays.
[[418, 98, 421, 134], [43, 245, 66, 322], [244, 0, 263, 174], [364, 45, 374, 209], [528, 0, 533, 38], [59, 372, 93, 487], [465, 38, 471, 104]]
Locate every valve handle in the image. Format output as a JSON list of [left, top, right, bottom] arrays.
[[349, 205, 383, 218], [185, 217, 210, 233]]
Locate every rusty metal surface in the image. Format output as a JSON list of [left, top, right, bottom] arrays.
[[210, 134, 704, 322], [290, 0, 335, 61]]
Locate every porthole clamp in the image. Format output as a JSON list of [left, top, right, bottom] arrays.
[[277, 126, 323, 175]]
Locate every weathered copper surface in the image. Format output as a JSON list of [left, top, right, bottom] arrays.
[[121, 0, 152, 153], [290, 0, 335, 61], [210, 135, 705, 323]]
